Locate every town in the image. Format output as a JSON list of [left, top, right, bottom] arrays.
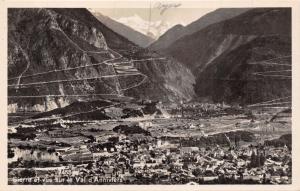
[[8, 101, 292, 185]]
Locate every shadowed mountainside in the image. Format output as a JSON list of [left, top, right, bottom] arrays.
[[158, 8, 291, 104]]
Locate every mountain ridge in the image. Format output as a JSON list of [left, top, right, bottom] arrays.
[[149, 8, 251, 51], [89, 10, 154, 48], [162, 8, 291, 72], [164, 8, 291, 104], [8, 8, 195, 113]]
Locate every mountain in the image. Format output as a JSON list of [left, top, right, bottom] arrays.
[[8, 8, 195, 113], [195, 35, 291, 104], [161, 8, 291, 104], [149, 8, 251, 51], [115, 14, 176, 40], [163, 8, 291, 71], [89, 9, 154, 48]]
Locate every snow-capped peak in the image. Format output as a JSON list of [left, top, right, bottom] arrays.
[[115, 14, 175, 39]]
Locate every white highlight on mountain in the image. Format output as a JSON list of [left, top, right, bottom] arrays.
[[115, 14, 184, 39]]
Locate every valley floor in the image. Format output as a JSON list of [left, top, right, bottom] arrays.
[[7, 103, 291, 185]]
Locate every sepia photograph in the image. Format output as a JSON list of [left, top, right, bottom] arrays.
[[2, 0, 299, 189]]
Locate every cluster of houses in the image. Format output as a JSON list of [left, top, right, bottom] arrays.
[[9, 131, 292, 184]]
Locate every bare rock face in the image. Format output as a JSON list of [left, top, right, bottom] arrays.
[[8, 8, 195, 112]]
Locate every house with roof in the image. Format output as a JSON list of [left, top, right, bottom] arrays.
[[180, 147, 199, 154]]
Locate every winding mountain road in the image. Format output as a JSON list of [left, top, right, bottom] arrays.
[[8, 24, 166, 96]]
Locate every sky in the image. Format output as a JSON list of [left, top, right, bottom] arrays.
[[94, 7, 216, 27]]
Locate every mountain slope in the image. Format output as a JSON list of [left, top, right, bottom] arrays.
[[195, 35, 291, 104], [89, 10, 154, 48], [8, 8, 195, 112], [161, 8, 291, 104], [162, 8, 291, 72], [149, 8, 251, 51]]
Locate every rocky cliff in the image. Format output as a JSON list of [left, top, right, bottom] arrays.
[[89, 10, 154, 48], [8, 8, 195, 113]]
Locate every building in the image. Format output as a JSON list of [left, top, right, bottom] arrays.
[[180, 147, 199, 154]]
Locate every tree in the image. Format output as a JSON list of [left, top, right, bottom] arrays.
[[86, 162, 93, 170], [47, 148, 55, 154], [259, 153, 266, 166], [87, 135, 96, 143], [182, 162, 189, 170], [250, 152, 257, 168], [108, 136, 119, 143], [150, 150, 156, 158], [8, 147, 14, 158], [192, 168, 202, 177], [19, 169, 36, 178], [165, 155, 172, 164]]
